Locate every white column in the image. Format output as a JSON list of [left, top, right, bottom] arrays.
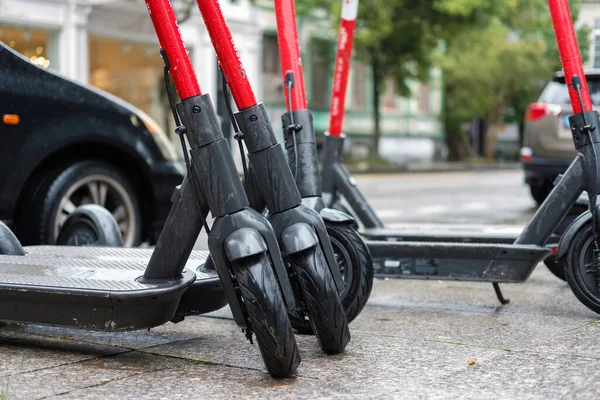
[[57, 1, 75, 78], [238, 34, 260, 101], [197, 32, 218, 100], [180, 22, 217, 98], [58, 0, 90, 83], [77, 6, 91, 84]]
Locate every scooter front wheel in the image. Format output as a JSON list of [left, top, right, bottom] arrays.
[[56, 205, 123, 247], [564, 222, 600, 314], [233, 254, 301, 378], [544, 205, 585, 281], [290, 223, 373, 334], [288, 245, 351, 354]]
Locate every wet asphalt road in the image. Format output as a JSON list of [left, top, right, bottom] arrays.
[[350, 169, 537, 226], [2, 169, 600, 399]]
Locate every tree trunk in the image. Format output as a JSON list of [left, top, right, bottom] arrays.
[[444, 119, 468, 161], [484, 103, 502, 161], [485, 122, 497, 161], [370, 54, 382, 158], [443, 86, 468, 161]]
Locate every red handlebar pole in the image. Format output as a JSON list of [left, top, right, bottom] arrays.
[[327, 0, 359, 137], [195, 0, 257, 110], [548, 0, 592, 113], [274, 0, 308, 111], [145, 0, 201, 100]]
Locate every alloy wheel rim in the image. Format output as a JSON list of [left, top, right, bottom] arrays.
[[54, 175, 136, 247]]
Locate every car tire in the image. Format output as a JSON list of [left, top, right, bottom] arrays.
[[529, 181, 553, 205], [16, 160, 142, 247]]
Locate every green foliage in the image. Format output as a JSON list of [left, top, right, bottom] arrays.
[[298, 0, 591, 159], [441, 0, 590, 146], [441, 19, 548, 123]]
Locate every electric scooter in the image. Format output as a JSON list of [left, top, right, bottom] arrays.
[[320, 0, 587, 287], [236, 0, 373, 334], [24, 0, 351, 359], [322, 0, 600, 313], [185, 0, 351, 354], [0, 0, 304, 378]]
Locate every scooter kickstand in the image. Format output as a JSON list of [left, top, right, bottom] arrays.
[[492, 283, 510, 305]]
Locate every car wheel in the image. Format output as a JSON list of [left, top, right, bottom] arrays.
[[17, 160, 142, 247], [529, 181, 553, 205]]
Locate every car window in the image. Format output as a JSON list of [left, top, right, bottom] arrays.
[[540, 79, 600, 105]]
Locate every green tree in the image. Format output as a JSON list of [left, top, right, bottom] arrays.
[[441, 20, 548, 159], [297, 0, 589, 160], [441, 0, 590, 160], [296, 0, 501, 156]]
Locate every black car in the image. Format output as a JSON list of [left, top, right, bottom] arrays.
[[0, 42, 184, 246]]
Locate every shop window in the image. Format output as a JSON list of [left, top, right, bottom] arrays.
[[419, 82, 430, 115], [383, 77, 396, 110], [0, 26, 53, 69], [311, 38, 331, 109], [89, 36, 166, 130], [263, 34, 280, 74], [262, 33, 283, 104], [595, 34, 600, 68]]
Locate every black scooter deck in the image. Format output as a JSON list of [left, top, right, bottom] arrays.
[[0, 253, 195, 331], [361, 223, 521, 244], [24, 247, 227, 317], [367, 241, 550, 282]]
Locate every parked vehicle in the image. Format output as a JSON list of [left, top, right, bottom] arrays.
[[521, 69, 600, 204], [0, 42, 184, 246]]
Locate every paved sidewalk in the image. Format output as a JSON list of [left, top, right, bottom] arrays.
[[1, 264, 599, 399]]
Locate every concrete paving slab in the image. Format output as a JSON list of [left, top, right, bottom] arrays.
[[0, 352, 186, 400], [427, 350, 600, 399], [0, 329, 124, 378], [526, 319, 600, 359], [41, 336, 503, 400]]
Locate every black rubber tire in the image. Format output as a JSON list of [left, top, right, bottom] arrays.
[[291, 223, 373, 334], [233, 254, 301, 378], [529, 181, 553, 205], [56, 205, 124, 247], [288, 246, 351, 354], [564, 221, 600, 314], [16, 160, 142, 246], [0, 221, 24, 255]]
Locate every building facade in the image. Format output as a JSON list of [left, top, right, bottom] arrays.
[[0, 0, 444, 161], [581, 0, 600, 68]]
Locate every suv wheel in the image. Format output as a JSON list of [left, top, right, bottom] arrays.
[[16, 160, 142, 247], [529, 181, 553, 205]]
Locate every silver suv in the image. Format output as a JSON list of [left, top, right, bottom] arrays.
[[521, 70, 600, 204]]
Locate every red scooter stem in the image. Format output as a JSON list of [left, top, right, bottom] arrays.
[[195, 0, 257, 110], [548, 0, 592, 113], [327, 0, 359, 137], [145, 0, 201, 100], [274, 0, 308, 111]]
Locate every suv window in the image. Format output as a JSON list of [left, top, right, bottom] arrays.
[[539, 76, 600, 105]]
